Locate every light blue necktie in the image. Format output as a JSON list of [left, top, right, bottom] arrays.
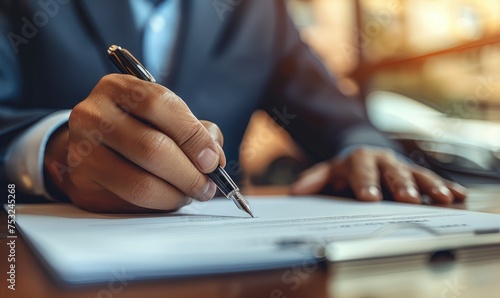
[[141, 0, 181, 81]]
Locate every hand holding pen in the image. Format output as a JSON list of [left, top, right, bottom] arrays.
[[45, 45, 253, 216], [108, 45, 254, 217]]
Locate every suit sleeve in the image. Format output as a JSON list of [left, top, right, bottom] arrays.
[[0, 10, 56, 187], [260, 0, 402, 162]]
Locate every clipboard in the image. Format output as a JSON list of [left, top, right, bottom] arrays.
[[8, 197, 500, 284]]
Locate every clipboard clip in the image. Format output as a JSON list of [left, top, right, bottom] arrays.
[[275, 223, 500, 262]]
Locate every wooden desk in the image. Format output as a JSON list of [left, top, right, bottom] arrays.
[[1, 186, 499, 298]]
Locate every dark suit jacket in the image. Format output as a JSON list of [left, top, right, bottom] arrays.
[[0, 0, 398, 192]]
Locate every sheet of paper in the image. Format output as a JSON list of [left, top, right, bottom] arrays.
[[12, 196, 500, 284]]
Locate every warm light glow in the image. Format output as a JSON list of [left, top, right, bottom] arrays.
[[287, 0, 500, 119]]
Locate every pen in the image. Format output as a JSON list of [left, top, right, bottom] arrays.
[[107, 45, 254, 217]]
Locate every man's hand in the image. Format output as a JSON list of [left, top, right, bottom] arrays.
[[44, 74, 225, 213], [291, 147, 467, 203]]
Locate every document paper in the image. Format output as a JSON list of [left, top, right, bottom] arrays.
[[12, 196, 500, 284]]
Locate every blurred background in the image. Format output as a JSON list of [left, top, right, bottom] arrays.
[[241, 0, 500, 190]]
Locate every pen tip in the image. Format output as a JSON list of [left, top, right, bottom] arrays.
[[244, 208, 255, 218], [234, 192, 255, 218]]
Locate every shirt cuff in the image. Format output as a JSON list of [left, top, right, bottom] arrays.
[[6, 110, 71, 200]]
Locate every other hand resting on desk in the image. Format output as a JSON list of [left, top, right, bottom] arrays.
[[291, 147, 467, 204]]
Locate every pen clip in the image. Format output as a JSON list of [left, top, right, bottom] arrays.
[[107, 45, 156, 83]]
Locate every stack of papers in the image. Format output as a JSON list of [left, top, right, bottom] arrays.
[[12, 196, 500, 284]]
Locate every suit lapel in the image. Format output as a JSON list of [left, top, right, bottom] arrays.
[[167, 0, 227, 89], [76, 0, 228, 89], [76, 0, 143, 60]]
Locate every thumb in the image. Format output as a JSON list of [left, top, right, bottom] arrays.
[[201, 120, 226, 167], [290, 162, 331, 195]]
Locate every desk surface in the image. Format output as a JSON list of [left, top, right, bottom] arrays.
[[1, 186, 499, 298]]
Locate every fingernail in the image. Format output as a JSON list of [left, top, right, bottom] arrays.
[[451, 183, 468, 196], [200, 181, 217, 201], [431, 185, 451, 197], [360, 186, 381, 201], [407, 186, 419, 198], [197, 148, 218, 172], [398, 186, 421, 202]]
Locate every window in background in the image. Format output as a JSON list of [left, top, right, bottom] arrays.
[[287, 0, 500, 121]]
